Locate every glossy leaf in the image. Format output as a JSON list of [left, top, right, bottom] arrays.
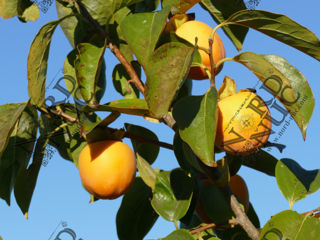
[[200, 0, 248, 51], [262, 54, 314, 139], [275, 159, 320, 207], [125, 123, 159, 164], [234, 150, 278, 176], [151, 169, 193, 221], [116, 177, 158, 240], [173, 87, 218, 167], [112, 62, 140, 99], [136, 154, 158, 190], [201, 183, 234, 223], [85, 99, 149, 116], [14, 135, 44, 218], [120, 7, 170, 66], [163, 229, 194, 240], [259, 210, 320, 240], [135, 0, 160, 12], [227, 10, 320, 61], [162, 0, 200, 14], [0, 105, 37, 205], [145, 42, 195, 118], [75, 42, 107, 107], [233, 52, 312, 139], [64, 49, 106, 104], [27, 15, 72, 107]]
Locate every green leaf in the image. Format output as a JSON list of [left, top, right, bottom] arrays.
[[17, 0, 39, 22], [56, 2, 91, 47], [145, 42, 195, 118], [125, 123, 159, 164], [112, 62, 141, 99], [259, 210, 320, 240], [163, 229, 194, 240], [262, 54, 314, 139], [120, 7, 170, 66], [231, 150, 278, 177], [135, 0, 160, 12], [64, 49, 106, 104], [173, 87, 218, 167], [233, 52, 313, 139], [14, 135, 44, 218], [75, 42, 107, 107], [200, 182, 234, 223], [151, 169, 193, 221], [200, 0, 248, 51], [226, 10, 320, 61], [0, 105, 37, 205], [27, 15, 73, 107], [84, 99, 150, 116], [275, 159, 320, 208], [162, 0, 200, 14], [136, 154, 158, 190], [0, 102, 28, 158], [0, 0, 39, 21], [116, 177, 158, 240]]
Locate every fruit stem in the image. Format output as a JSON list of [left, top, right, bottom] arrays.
[[174, 220, 179, 230], [215, 57, 234, 71]]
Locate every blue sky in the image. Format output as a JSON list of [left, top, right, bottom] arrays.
[[1, 1, 320, 239]]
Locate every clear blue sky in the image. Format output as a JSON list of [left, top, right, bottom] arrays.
[[1, 1, 320, 239]]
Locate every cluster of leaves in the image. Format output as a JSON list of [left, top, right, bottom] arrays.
[[1, 0, 320, 239]]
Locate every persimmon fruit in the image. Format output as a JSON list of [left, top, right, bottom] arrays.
[[196, 175, 250, 223], [78, 140, 136, 199], [175, 20, 225, 80], [215, 91, 272, 155]]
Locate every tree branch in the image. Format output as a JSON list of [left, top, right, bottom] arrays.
[[208, 38, 216, 88], [230, 195, 260, 240], [189, 219, 236, 235]]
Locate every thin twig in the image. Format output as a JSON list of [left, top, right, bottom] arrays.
[[230, 195, 260, 240], [208, 38, 215, 88], [301, 206, 320, 216], [189, 219, 236, 235], [48, 109, 78, 123]]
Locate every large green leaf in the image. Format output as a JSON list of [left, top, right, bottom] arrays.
[[162, 0, 200, 14], [259, 210, 320, 240], [0, 105, 37, 205], [262, 54, 314, 139], [64, 49, 106, 104], [145, 42, 195, 118], [0, 102, 28, 158], [116, 177, 158, 240], [200, 182, 234, 223], [75, 42, 107, 107], [230, 150, 278, 177], [275, 159, 320, 208], [226, 10, 320, 61], [233, 52, 313, 139], [14, 135, 44, 218], [0, 0, 39, 21], [125, 123, 159, 164], [200, 0, 248, 51], [173, 87, 218, 167], [27, 15, 73, 107], [120, 7, 170, 66], [151, 169, 193, 221], [163, 229, 194, 240], [84, 99, 149, 116], [136, 154, 158, 190]]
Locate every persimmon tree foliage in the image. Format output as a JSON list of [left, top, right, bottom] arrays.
[[1, 0, 320, 239]]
